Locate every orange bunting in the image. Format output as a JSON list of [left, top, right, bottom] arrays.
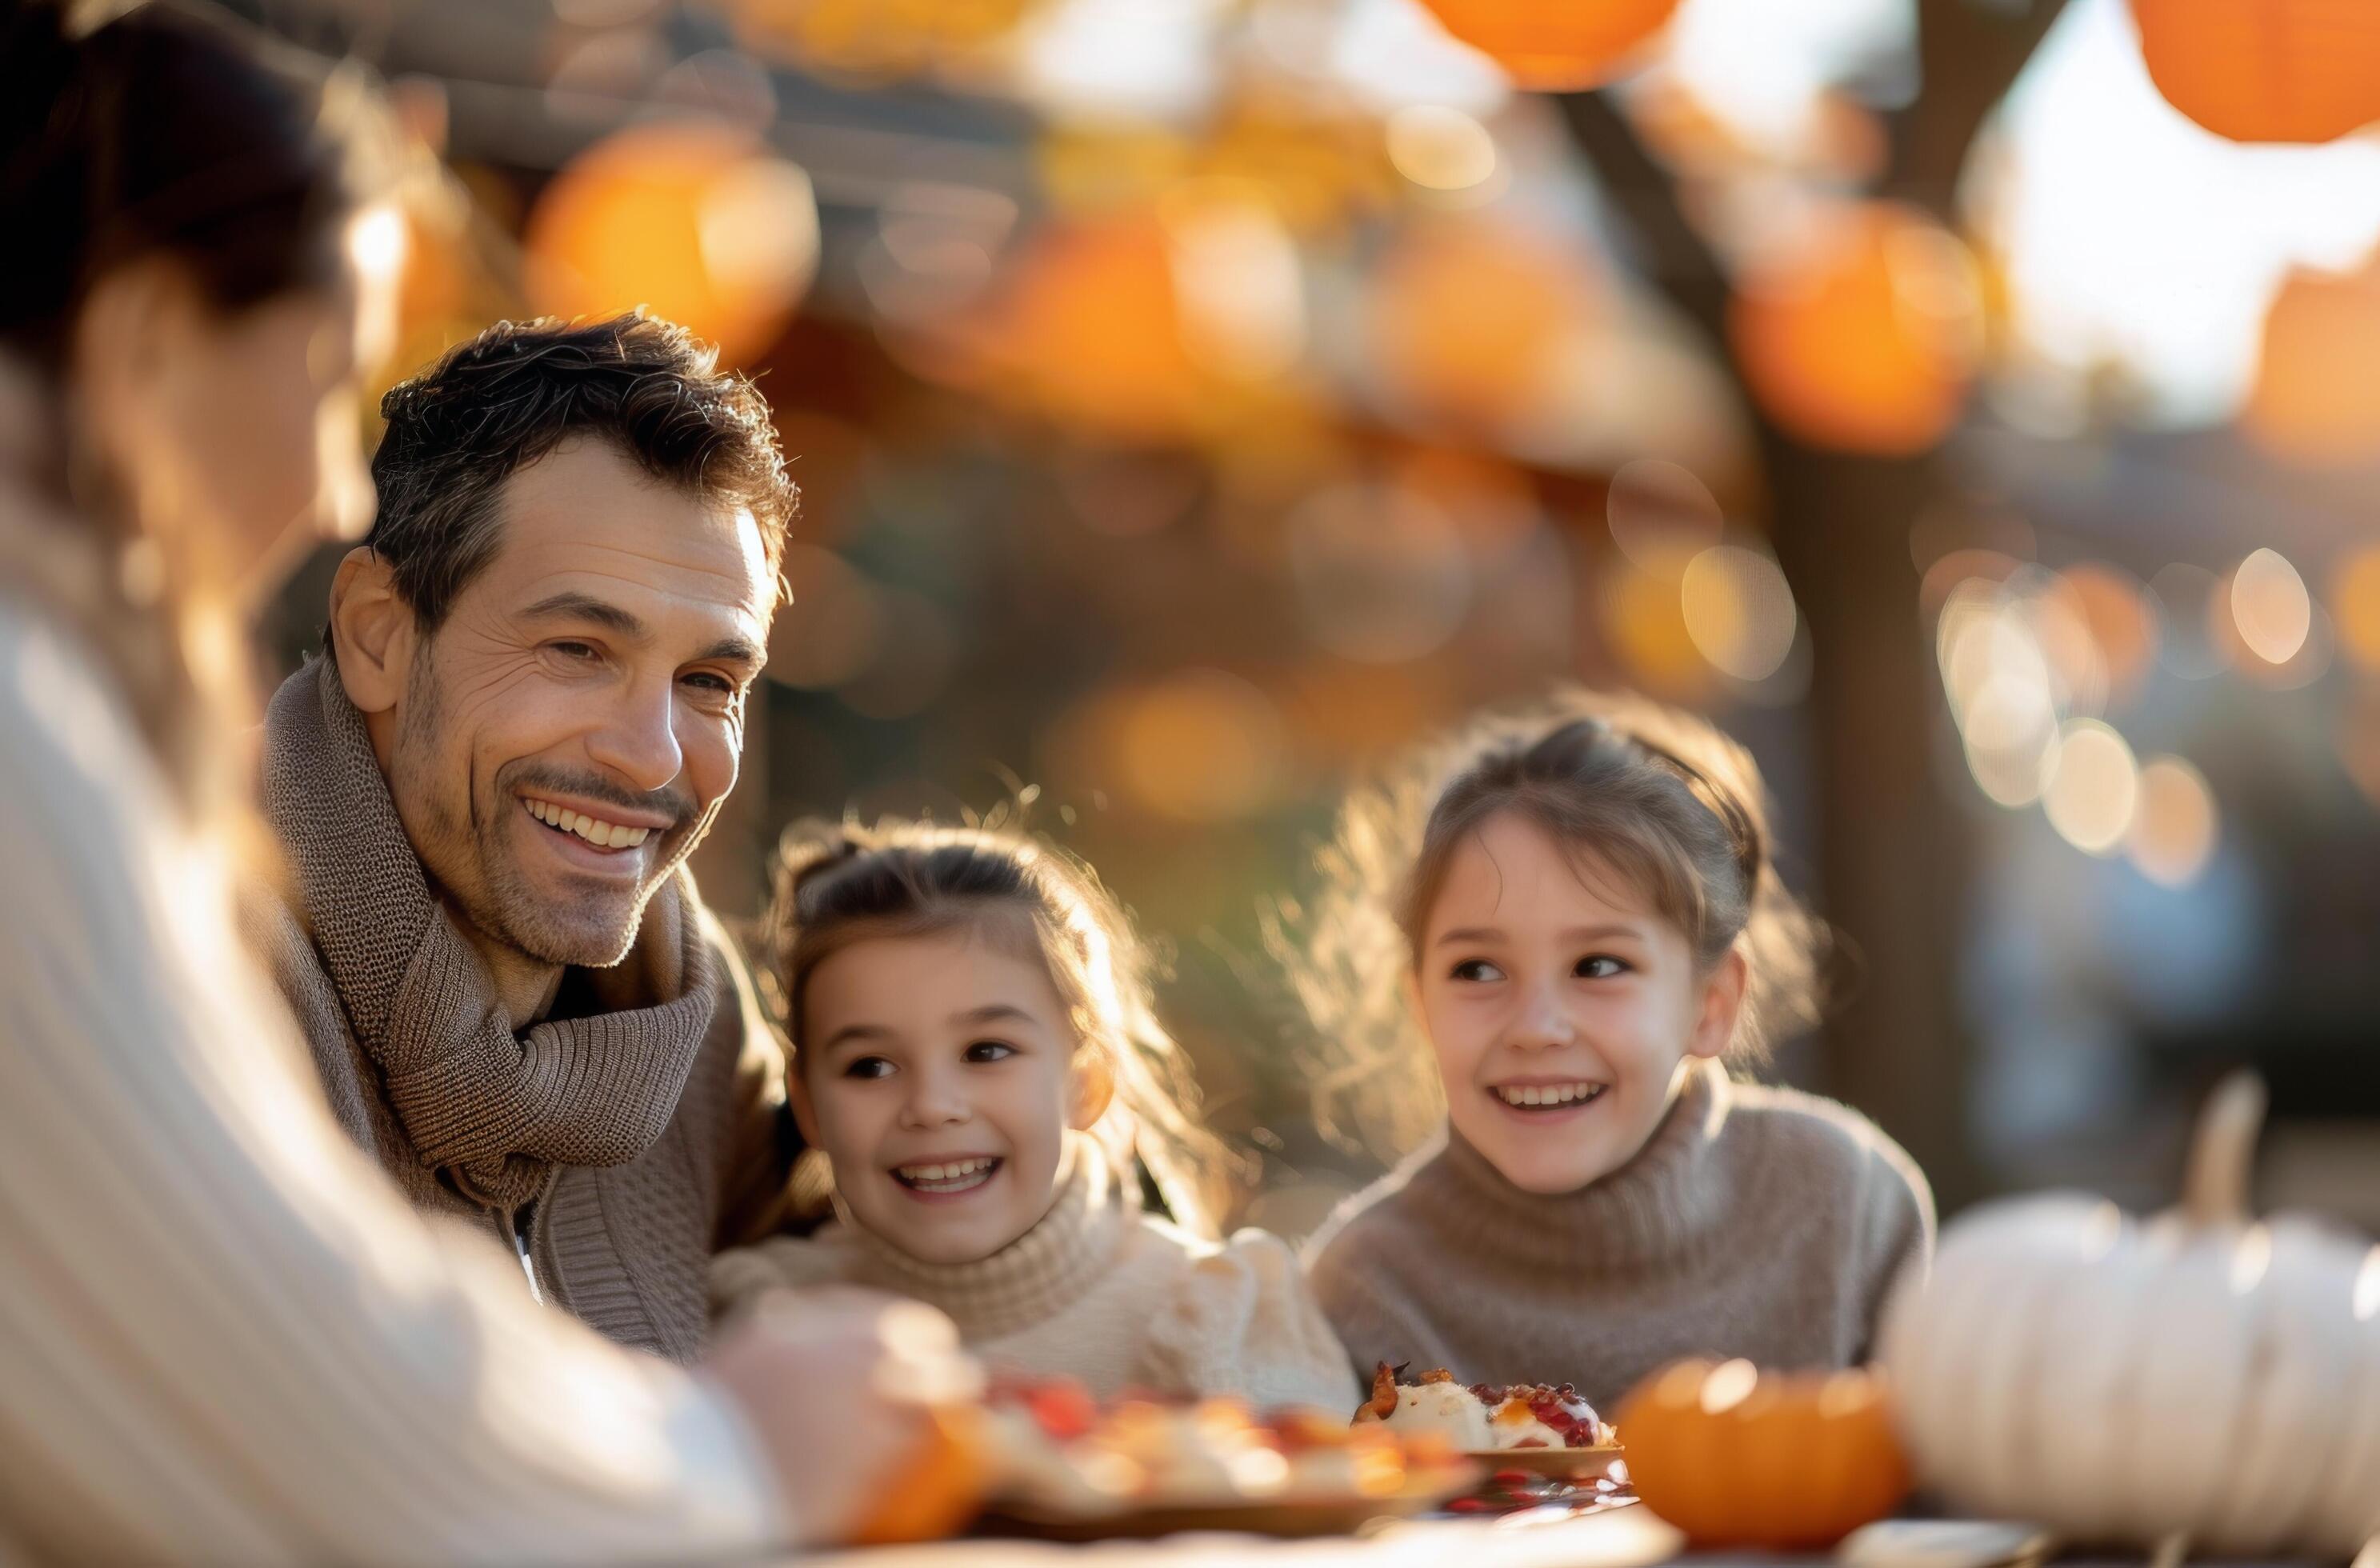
[[1418, 0, 1682, 91], [1727, 202, 1982, 455], [2131, 0, 2380, 144], [524, 122, 818, 366]]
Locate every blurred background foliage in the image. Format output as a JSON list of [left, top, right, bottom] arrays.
[[251, 0, 2380, 1238]]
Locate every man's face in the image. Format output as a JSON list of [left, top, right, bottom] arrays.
[[383, 439, 774, 968]]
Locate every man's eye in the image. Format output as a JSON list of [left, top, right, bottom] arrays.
[[843, 1056, 894, 1080], [682, 670, 736, 694], [963, 1040, 1017, 1063], [550, 641, 600, 662], [1450, 958, 1505, 983], [1578, 955, 1629, 979]]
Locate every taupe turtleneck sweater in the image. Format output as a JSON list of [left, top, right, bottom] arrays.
[[1303, 1062, 1934, 1411], [252, 656, 791, 1363], [712, 1139, 1359, 1413]]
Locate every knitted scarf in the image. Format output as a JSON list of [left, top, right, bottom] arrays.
[[262, 656, 714, 1213]]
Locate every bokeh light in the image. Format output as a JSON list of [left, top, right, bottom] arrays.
[[1109, 671, 1294, 824], [1286, 482, 1473, 663], [2125, 754, 2219, 887], [1383, 104, 1498, 194], [2330, 546, 2380, 674], [956, 197, 1307, 443], [2042, 718, 2141, 854], [1679, 544, 1798, 682], [1606, 458, 1725, 574], [1938, 578, 2063, 807], [524, 121, 818, 365], [1364, 217, 1600, 441], [2054, 562, 2161, 702], [2226, 546, 2312, 667], [2244, 262, 2380, 468], [1602, 548, 1709, 698], [1728, 201, 1983, 454]]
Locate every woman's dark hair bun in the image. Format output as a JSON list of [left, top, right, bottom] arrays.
[[0, 0, 386, 375]]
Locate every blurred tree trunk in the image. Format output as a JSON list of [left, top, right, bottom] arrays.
[[1558, 0, 2067, 1210]]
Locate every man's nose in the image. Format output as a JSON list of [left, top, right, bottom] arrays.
[[586, 671, 684, 796]]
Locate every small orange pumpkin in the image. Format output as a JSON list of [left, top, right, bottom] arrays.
[[1614, 1358, 1911, 1549], [846, 1403, 991, 1546]]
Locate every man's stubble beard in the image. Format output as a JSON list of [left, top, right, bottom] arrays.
[[393, 651, 700, 972]]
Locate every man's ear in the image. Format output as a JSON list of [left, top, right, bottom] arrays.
[[1688, 946, 1750, 1061], [74, 257, 189, 394], [1068, 1047, 1116, 1131], [327, 546, 414, 715]]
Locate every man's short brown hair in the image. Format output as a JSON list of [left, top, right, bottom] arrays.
[[362, 313, 796, 634]]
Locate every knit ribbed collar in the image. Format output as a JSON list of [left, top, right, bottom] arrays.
[[833, 1134, 1137, 1342], [262, 655, 715, 1212], [1410, 1060, 1737, 1274]]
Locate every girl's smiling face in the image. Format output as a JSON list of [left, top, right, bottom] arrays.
[[796, 924, 1100, 1265], [1416, 809, 1746, 1194]]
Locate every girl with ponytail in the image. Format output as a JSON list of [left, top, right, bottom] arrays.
[[713, 816, 1358, 1413]]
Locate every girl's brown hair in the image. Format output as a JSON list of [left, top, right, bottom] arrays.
[[763, 814, 1239, 1238], [1279, 688, 1827, 1159]]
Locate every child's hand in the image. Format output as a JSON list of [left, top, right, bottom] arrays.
[[704, 1287, 982, 1546]]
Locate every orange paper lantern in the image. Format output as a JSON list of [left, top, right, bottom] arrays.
[[1728, 202, 1981, 455], [1419, 0, 1682, 91], [967, 214, 1210, 443], [2242, 263, 2380, 467], [524, 122, 818, 365], [1616, 1359, 1912, 1550], [2132, 0, 2380, 144]]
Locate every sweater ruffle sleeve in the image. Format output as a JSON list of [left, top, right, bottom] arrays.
[[709, 1232, 855, 1325], [1134, 1228, 1364, 1414]]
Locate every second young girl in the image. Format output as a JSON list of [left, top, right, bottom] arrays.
[[711, 818, 1358, 1413], [1295, 690, 1932, 1410]]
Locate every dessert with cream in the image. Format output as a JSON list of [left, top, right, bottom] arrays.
[[1355, 1362, 1614, 1450]]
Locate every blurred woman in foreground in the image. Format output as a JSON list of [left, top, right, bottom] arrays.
[[0, 1, 966, 1559]]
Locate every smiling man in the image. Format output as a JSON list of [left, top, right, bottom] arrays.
[[252, 314, 799, 1362]]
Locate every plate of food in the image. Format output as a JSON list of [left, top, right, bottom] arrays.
[[971, 1378, 1483, 1540], [1356, 1362, 1626, 1481]]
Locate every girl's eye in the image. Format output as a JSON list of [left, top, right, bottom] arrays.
[[963, 1039, 1017, 1064], [842, 1056, 895, 1080], [1449, 958, 1506, 983], [1577, 954, 1629, 980]]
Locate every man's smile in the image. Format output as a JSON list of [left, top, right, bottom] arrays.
[[518, 793, 668, 878]]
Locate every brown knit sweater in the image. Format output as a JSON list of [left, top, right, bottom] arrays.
[[1303, 1062, 1934, 1411], [253, 657, 792, 1363]]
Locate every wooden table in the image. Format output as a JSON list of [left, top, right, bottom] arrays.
[[809, 1503, 2371, 1568], [811, 1501, 1688, 1566]]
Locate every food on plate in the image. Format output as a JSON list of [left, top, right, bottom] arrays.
[[1355, 1362, 1617, 1451], [977, 1376, 1473, 1521]]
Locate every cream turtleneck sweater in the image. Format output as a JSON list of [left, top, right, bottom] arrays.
[[712, 1140, 1358, 1413], [1302, 1062, 1934, 1412]]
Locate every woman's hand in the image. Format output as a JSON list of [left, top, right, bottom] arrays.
[[703, 1287, 982, 1546]]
